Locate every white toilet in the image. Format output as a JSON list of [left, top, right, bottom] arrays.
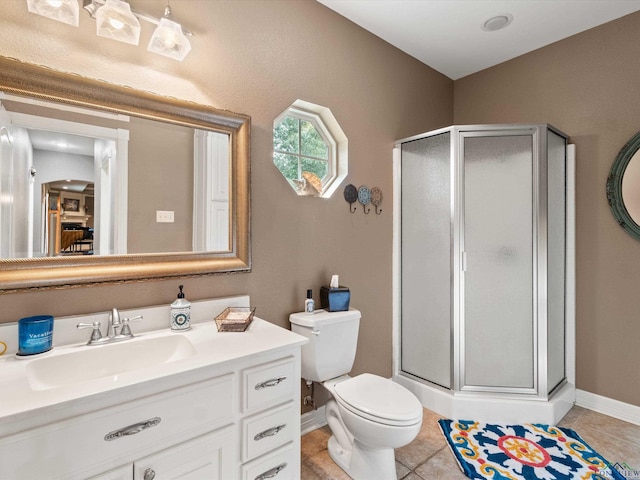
[[290, 308, 423, 480]]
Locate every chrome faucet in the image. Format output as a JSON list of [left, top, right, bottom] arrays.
[[77, 308, 143, 346], [106, 308, 121, 339]]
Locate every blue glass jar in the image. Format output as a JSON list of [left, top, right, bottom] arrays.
[[18, 315, 54, 356]]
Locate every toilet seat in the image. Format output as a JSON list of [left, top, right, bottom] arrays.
[[332, 373, 423, 427]]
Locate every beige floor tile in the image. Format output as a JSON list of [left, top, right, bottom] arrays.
[[400, 473, 428, 480], [557, 404, 588, 429], [302, 449, 352, 480], [395, 410, 449, 470], [396, 460, 411, 479], [302, 425, 333, 458], [414, 446, 468, 480], [576, 409, 640, 448], [301, 460, 324, 480], [301, 405, 640, 479], [571, 424, 640, 468]]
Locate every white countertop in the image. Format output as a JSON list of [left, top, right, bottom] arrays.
[[0, 297, 307, 437]]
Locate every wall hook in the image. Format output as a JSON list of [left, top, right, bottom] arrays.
[[343, 184, 358, 213], [371, 187, 383, 215], [358, 185, 371, 214]]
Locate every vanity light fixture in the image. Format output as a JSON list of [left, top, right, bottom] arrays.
[[147, 3, 191, 61], [26, 0, 194, 61], [94, 0, 141, 46], [26, 0, 80, 26]]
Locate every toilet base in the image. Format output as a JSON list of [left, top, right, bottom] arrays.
[[327, 434, 398, 480]]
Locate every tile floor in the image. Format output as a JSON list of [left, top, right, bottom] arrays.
[[301, 406, 640, 479]]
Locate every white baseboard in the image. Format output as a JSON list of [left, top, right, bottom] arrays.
[[301, 406, 327, 436], [576, 389, 640, 426]]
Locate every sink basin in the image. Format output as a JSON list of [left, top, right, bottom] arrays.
[[25, 335, 197, 391]]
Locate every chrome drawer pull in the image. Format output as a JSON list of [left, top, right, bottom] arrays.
[[255, 376, 287, 390], [143, 468, 156, 480], [254, 424, 286, 441], [104, 417, 161, 441], [255, 462, 287, 480]]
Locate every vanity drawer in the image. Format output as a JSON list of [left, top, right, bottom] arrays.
[[242, 402, 295, 462], [243, 356, 295, 412], [0, 374, 234, 480], [241, 443, 297, 480]]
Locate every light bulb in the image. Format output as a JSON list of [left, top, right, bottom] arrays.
[[108, 18, 125, 30]]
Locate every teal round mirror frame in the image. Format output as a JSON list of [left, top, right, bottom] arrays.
[[606, 131, 640, 241]]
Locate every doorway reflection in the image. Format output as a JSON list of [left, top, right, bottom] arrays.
[[44, 181, 95, 256]]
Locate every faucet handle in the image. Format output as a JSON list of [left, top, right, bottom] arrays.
[[119, 315, 143, 338], [77, 322, 103, 344]]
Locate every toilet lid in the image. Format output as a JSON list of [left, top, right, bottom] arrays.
[[333, 373, 422, 426]]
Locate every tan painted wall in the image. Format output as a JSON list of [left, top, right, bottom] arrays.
[[454, 12, 640, 406], [0, 0, 452, 384]]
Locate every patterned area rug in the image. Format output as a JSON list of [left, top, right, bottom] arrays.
[[438, 419, 627, 480]]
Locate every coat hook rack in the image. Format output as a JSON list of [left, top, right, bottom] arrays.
[[344, 184, 383, 215], [344, 184, 358, 213], [370, 187, 383, 214], [358, 185, 371, 214]]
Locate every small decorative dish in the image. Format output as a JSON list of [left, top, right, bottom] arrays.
[[215, 307, 256, 332]]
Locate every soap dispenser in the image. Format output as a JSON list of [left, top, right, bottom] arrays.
[[170, 285, 191, 331], [305, 289, 315, 314]]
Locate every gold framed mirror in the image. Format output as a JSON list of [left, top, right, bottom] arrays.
[[0, 56, 250, 292]]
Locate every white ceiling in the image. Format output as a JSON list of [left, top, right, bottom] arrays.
[[29, 129, 95, 157], [317, 0, 640, 80]]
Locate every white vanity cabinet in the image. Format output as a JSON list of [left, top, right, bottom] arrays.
[[92, 427, 235, 480], [239, 356, 299, 480], [0, 313, 307, 480]]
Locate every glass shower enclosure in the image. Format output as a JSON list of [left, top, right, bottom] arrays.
[[395, 124, 573, 422]]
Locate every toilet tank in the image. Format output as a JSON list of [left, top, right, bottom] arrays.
[[289, 308, 361, 383]]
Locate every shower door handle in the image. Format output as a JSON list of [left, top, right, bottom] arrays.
[[461, 251, 467, 272]]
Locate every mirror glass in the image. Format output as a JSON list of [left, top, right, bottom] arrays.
[[622, 150, 640, 225], [0, 56, 250, 291], [1, 95, 230, 258], [607, 131, 640, 240]]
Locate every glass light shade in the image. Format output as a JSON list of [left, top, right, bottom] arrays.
[[95, 0, 141, 46], [147, 18, 192, 61], [26, 0, 80, 27]]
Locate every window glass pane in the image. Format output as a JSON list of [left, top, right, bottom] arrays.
[[273, 153, 299, 179], [300, 120, 328, 159], [274, 117, 299, 153], [301, 157, 328, 179]]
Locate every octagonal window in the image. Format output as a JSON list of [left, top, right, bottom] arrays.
[[273, 100, 347, 198]]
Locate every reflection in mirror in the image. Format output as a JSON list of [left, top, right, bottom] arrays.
[[0, 92, 230, 259], [607, 131, 640, 241], [47, 179, 95, 256], [0, 56, 250, 292], [622, 150, 640, 225]]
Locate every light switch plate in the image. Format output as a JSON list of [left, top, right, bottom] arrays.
[[156, 210, 174, 223]]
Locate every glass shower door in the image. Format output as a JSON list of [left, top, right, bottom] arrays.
[[461, 132, 535, 391], [400, 132, 452, 389]]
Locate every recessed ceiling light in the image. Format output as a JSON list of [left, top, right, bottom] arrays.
[[482, 14, 513, 32]]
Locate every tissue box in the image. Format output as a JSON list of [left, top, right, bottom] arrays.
[[320, 286, 350, 312]]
